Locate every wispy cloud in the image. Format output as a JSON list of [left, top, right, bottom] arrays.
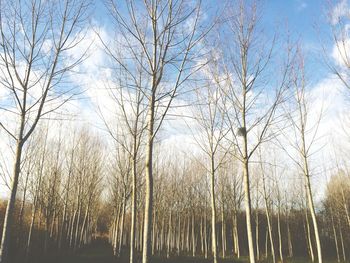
[[330, 0, 350, 25], [296, 0, 308, 11]]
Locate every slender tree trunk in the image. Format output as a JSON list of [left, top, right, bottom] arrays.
[[340, 187, 350, 229], [18, 169, 30, 247], [79, 204, 90, 248], [287, 216, 293, 258], [130, 149, 137, 263], [177, 213, 181, 256], [119, 198, 126, 256], [304, 172, 322, 263], [142, 95, 155, 263], [262, 173, 275, 263], [204, 210, 208, 259], [210, 157, 218, 263], [221, 207, 225, 259], [200, 216, 204, 254], [167, 211, 172, 258], [113, 204, 121, 256], [74, 203, 82, 251], [277, 205, 283, 263], [305, 208, 314, 262], [256, 208, 259, 261], [265, 227, 269, 258], [338, 217, 346, 262], [301, 128, 322, 263], [192, 212, 196, 257], [152, 211, 156, 255], [25, 144, 46, 258], [331, 211, 340, 263], [59, 150, 73, 250], [26, 198, 39, 258], [69, 208, 77, 249], [242, 157, 255, 263], [186, 215, 190, 253], [0, 140, 24, 263], [233, 209, 240, 258]]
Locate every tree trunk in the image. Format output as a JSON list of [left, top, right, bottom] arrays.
[[73, 203, 82, 251], [113, 204, 122, 256], [262, 173, 275, 263], [130, 149, 137, 263], [338, 217, 346, 262], [204, 210, 208, 259], [152, 211, 156, 255], [210, 158, 218, 263], [192, 212, 196, 257], [0, 140, 24, 263], [232, 210, 240, 258], [26, 198, 39, 258], [305, 208, 314, 262], [142, 97, 155, 263], [18, 169, 30, 247], [287, 215, 293, 257], [304, 173, 322, 263], [177, 213, 181, 256], [255, 208, 259, 261], [242, 157, 255, 263], [340, 186, 350, 229], [167, 211, 172, 258], [200, 216, 204, 254], [331, 211, 340, 263], [277, 205, 283, 263], [119, 198, 126, 256], [302, 129, 322, 263], [265, 227, 268, 258], [221, 208, 226, 259]]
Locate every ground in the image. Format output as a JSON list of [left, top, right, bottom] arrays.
[[26, 239, 334, 263]]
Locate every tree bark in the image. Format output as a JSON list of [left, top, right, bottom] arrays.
[[277, 204, 283, 263], [330, 210, 340, 263], [338, 217, 346, 262], [262, 171, 275, 263], [0, 140, 24, 263], [130, 143, 137, 263], [242, 155, 255, 263], [210, 158, 218, 263], [287, 214, 293, 257], [142, 95, 155, 263], [305, 208, 314, 262], [304, 173, 322, 263]]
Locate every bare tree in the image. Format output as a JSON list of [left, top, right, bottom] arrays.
[[97, 28, 147, 262], [0, 0, 90, 261], [278, 50, 323, 263], [217, 2, 293, 262], [189, 70, 229, 263], [104, 1, 208, 262]]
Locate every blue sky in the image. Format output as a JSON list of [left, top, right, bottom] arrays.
[[264, 0, 332, 82], [92, 0, 332, 83]]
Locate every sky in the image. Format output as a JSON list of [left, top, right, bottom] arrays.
[[1, 0, 350, 203], [92, 0, 333, 81], [76, 0, 350, 200]]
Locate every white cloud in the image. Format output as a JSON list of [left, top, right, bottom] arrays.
[[330, 0, 350, 25], [331, 35, 350, 68]]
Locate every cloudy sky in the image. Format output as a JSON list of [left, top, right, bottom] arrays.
[[0, 0, 350, 201], [73, 0, 350, 200]]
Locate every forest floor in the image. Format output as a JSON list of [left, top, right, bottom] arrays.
[[27, 239, 333, 263], [30, 238, 245, 263]]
